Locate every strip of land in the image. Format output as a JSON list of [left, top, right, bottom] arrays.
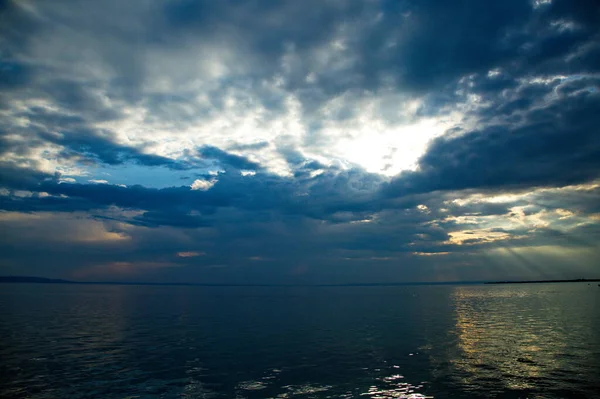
[[485, 278, 600, 285], [0, 276, 74, 284], [0, 276, 482, 287], [3, 276, 599, 287]]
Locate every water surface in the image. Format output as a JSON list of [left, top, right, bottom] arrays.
[[1, 283, 599, 398]]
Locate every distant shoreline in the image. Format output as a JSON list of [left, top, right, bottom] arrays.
[[2, 276, 599, 287], [0, 276, 480, 287], [485, 278, 600, 285]]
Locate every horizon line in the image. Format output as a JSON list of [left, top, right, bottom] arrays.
[[2, 276, 600, 287]]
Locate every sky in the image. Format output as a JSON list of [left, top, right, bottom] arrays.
[[0, 0, 599, 284]]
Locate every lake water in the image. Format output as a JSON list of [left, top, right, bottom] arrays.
[[1, 283, 599, 398]]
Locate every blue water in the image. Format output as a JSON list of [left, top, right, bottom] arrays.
[[1, 283, 599, 398]]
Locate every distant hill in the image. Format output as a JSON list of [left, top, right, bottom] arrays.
[[0, 276, 74, 284]]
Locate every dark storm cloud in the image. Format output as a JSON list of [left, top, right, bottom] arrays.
[[0, 61, 34, 91], [0, 106, 193, 170], [1, 124, 189, 171], [198, 146, 261, 171], [0, 164, 52, 191], [131, 210, 211, 229], [160, 0, 532, 94], [531, 186, 600, 215], [45, 129, 189, 169], [0, 1, 40, 59], [0, 193, 94, 213], [0, 151, 375, 223], [0, 0, 597, 143], [36, 80, 123, 122], [384, 88, 600, 197], [1, 0, 596, 114], [158, 0, 600, 109]]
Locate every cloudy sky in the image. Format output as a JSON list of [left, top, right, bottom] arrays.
[[1, 0, 599, 283]]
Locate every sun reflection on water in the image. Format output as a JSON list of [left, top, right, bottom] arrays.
[[450, 285, 580, 392], [360, 373, 433, 399]]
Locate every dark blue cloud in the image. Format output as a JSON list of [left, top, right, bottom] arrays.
[[0, 106, 193, 170], [0, 61, 33, 90], [384, 88, 600, 197], [198, 145, 261, 171], [1, 0, 597, 104], [0, 165, 53, 191], [131, 210, 211, 229]]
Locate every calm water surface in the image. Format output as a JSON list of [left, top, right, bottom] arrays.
[[1, 283, 599, 398]]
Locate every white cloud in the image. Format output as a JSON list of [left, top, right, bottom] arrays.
[[190, 179, 216, 191]]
